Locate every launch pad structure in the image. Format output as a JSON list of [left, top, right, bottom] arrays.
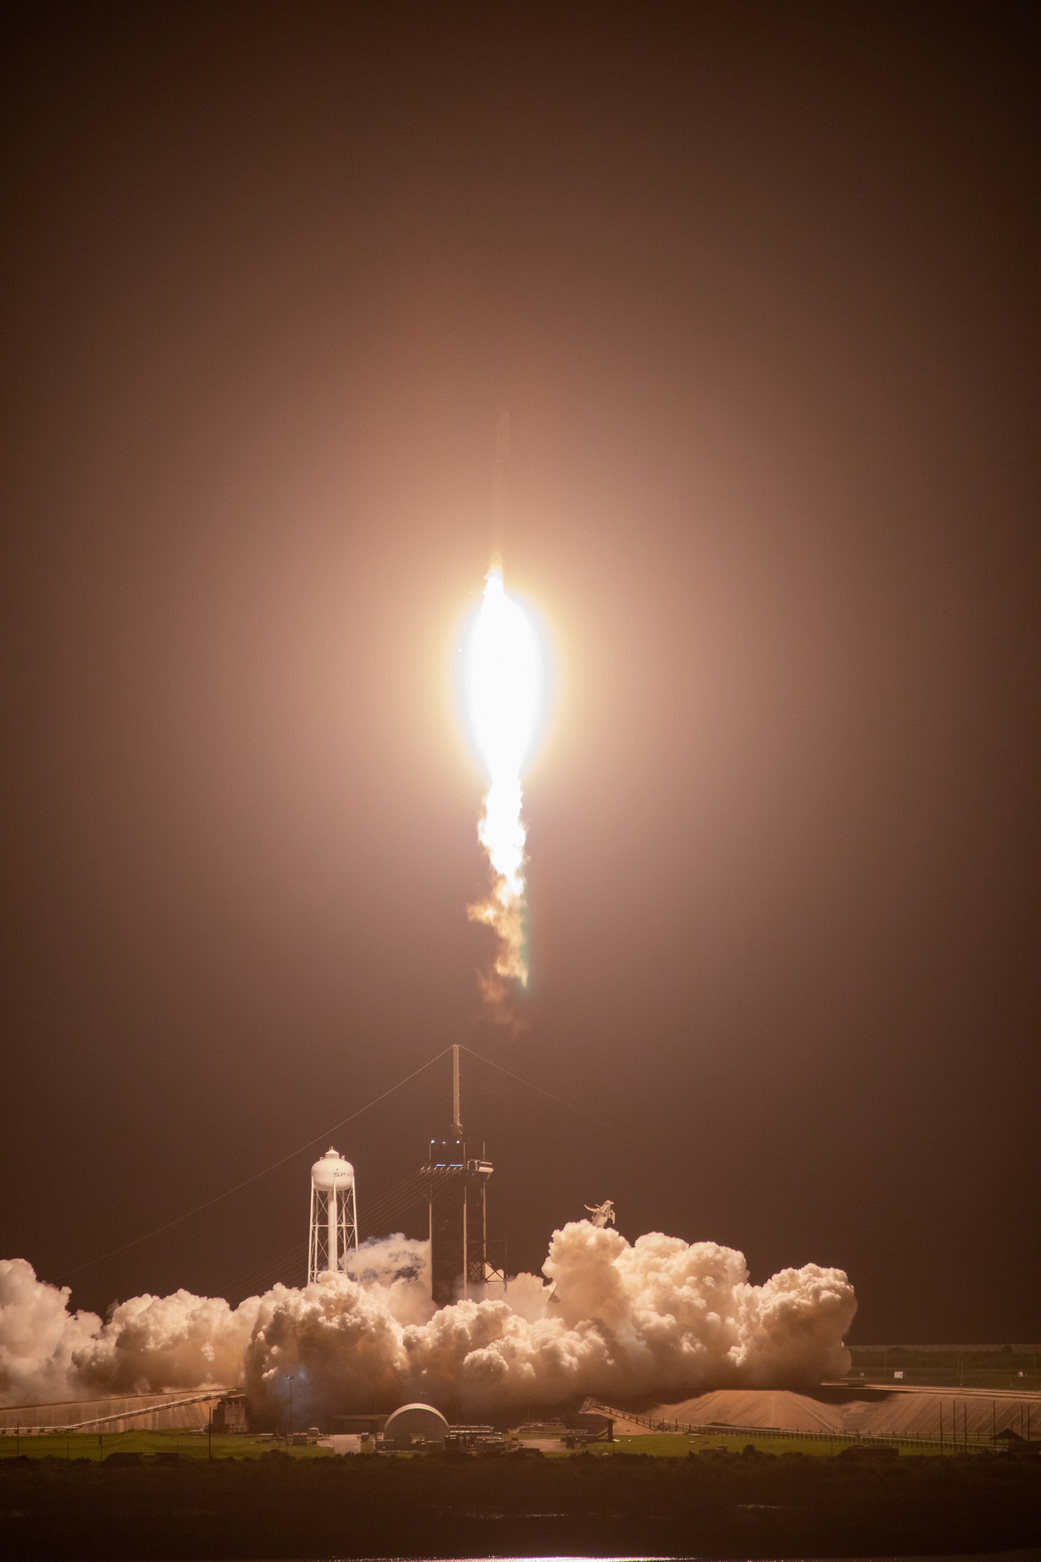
[[421, 1046, 504, 1306]]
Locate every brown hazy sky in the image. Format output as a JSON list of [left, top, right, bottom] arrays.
[[1, 0, 1038, 1340]]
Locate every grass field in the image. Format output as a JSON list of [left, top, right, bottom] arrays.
[[582, 1432, 961, 1459], [0, 1430, 332, 1461], [1, 1435, 1037, 1558], [845, 1369, 1041, 1391], [0, 1427, 988, 1462], [846, 1347, 1040, 1392]]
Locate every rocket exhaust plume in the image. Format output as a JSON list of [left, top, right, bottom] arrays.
[[462, 413, 548, 1021], [0, 1229, 856, 1421]]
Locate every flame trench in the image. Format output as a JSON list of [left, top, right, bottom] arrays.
[[463, 566, 545, 1014]]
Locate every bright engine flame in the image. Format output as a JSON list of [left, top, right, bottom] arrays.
[[463, 566, 547, 1012]]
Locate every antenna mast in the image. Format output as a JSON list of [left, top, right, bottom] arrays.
[[452, 1043, 462, 1133]]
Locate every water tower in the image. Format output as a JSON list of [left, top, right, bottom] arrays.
[[307, 1147, 358, 1283]]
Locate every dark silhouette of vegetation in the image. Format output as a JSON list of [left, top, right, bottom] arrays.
[[1, 1445, 1037, 1557]]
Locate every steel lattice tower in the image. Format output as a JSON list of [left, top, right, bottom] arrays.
[[421, 1047, 493, 1306]]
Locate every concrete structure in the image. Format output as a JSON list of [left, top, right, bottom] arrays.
[[569, 1408, 614, 1441], [318, 1433, 365, 1454], [382, 1402, 450, 1448], [444, 1423, 503, 1449], [210, 1392, 248, 1432], [308, 1146, 358, 1283]]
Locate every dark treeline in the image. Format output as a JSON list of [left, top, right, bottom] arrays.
[[2, 1446, 1038, 1558]]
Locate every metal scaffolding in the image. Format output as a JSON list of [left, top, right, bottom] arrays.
[[420, 1045, 501, 1305]]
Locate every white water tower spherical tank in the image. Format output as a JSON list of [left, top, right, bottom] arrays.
[[307, 1148, 357, 1283], [311, 1148, 354, 1191]]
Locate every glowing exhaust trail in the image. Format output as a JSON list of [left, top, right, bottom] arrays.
[[463, 565, 546, 1013], [461, 415, 548, 1019]]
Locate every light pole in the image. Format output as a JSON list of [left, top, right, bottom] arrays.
[[288, 1375, 295, 1442]]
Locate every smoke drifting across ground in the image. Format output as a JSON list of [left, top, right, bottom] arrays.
[[0, 1224, 855, 1423]]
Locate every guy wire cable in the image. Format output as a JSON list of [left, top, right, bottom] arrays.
[[55, 1046, 453, 1280]]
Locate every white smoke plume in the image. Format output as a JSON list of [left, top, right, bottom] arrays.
[[0, 1258, 104, 1406], [0, 1258, 259, 1405], [1, 1225, 855, 1423], [342, 1234, 429, 1289]]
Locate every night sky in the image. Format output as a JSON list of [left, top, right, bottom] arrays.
[[2, 2, 1037, 1345]]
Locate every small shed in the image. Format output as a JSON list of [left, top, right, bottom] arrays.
[[211, 1393, 248, 1433], [993, 1429, 1040, 1458]]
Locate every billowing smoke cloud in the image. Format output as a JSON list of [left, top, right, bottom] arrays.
[[1, 1225, 855, 1423], [342, 1234, 429, 1289], [0, 1257, 259, 1405], [0, 1258, 104, 1406]]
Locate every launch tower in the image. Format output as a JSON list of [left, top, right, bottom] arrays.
[[421, 1046, 494, 1306]]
